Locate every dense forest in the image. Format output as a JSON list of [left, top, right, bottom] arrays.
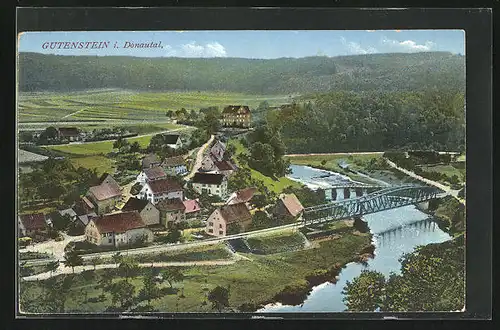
[[18, 52, 464, 94], [264, 90, 465, 152]]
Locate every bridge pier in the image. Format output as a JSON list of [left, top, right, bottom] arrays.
[[344, 188, 350, 199], [355, 188, 363, 197], [331, 189, 337, 201], [353, 216, 369, 233]]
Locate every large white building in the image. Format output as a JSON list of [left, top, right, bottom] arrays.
[[191, 172, 228, 198], [139, 178, 184, 205]]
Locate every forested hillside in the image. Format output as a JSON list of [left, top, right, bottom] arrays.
[[266, 90, 465, 152], [18, 52, 465, 94]]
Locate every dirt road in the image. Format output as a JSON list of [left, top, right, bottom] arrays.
[[184, 135, 214, 180]]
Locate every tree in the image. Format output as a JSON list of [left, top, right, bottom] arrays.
[[251, 210, 270, 230], [161, 268, 185, 288], [129, 141, 141, 153], [113, 136, 129, 150], [62, 251, 83, 274], [342, 270, 386, 311], [90, 257, 101, 271], [118, 257, 140, 281], [140, 270, 160, 305], [166, 110, 174, 118], [112, 252, 123, 265], [226, 222, 242, 235], [47, 260, 60, 277], [109, 279, 136, 308], [207, 285, 230, 312]]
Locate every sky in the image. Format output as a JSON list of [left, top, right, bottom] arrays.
[[18, 30, 465, 59]]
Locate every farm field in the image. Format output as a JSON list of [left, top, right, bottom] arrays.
[[18, 89, 290, 123]]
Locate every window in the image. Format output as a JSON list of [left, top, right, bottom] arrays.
[[219, 231, 223, 235], [208, 229, 213, 233], [209, 222, 213, 227], [108, 238, 112, 243], [219, 224, 222, 229]]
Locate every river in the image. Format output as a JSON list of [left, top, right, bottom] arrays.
[[258, 165, 452, 312]]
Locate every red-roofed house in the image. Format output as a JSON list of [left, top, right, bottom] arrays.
[[183, 199, 202, 221], [86, 175, 123, 215], [57, 127, 82, 142], [136, 166, 167, 184], [84, 211, 153, 247], [139, 178, 184, 205], [273, 193, 304, 223], [205, 203, 252, 237], [226, 187, 258, 210], [18, 213, 49, 237]]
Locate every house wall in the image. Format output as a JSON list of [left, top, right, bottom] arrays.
[[164, 165, 187, 176], [205, 209, 226, 237], [222, 114, 251, 127], [200, 155, 215, 171], [140, 203, 160, 226], [85, 220, 102, 245], [136, 171, 148, 184], [93, 196, 121, 215], [160, 210, 186, 228], [139, 185, 183, 205], [192, 180, 227, 198]]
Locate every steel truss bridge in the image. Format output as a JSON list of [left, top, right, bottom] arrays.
[[302, 184, 445, 225]]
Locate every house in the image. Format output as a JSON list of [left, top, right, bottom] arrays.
[[163, 134, 182, 149], [139, 178, 184, 205], [221, 105, 251, 128], [77, 212, 97, 228], [136, 166, 167, 184], [212, 160, 237, 177], [226, 187, 258, 209], [86, 174, 122, 215], [57, 127, 81, 142], [183, 199, 202, 220], [156, 198, 186, 228], [142, 153, 161, 169], [200, 154, 216, 172], [162, 156, 188, 176], [210, 139, 226, 162], [122, 197, 160, 226], [77, 196, 96, 214], [18, 213, 48, 237], [205, 203, 252, 237], [273, 193, 304, 223], [85, 211, 154, 247], [191, 172, 228, 198]]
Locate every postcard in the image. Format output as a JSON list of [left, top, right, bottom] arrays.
[[17, 27, 467, 316]]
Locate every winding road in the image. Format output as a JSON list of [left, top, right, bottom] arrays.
[[184, 134, 215, 180]]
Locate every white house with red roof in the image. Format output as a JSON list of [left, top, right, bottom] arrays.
[[18, 213, 50, 237], [84, 211, 153, 247], [139, 178, 184, 205]]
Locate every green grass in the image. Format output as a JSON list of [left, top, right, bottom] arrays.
[[20, 230, 371, 313], [246, 231, 306, 254], [45, 135, 154, 156], [69, 156, 116, 175], [419, 164, 466, 181], [228, 139, 302, 193]]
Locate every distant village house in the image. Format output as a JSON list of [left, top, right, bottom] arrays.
[[136, 166, 167, 184], [221, 105, 251, 128], [139, 178, 184, 205], [56, 127, 82, 142], [142, 153, 161, 169], [272, 193, 304, 223], [162, 156, 188, 176], [86, 174, 122, 215], [205, 203, 252, 237], [183, 199, 202, 220], [191, 172, 228, 198], [18, 213, 51, 238], [121, 197, 160, 226], [156, 198, 186, 228]]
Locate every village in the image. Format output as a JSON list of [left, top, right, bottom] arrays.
[[18, 105, 305, 253]]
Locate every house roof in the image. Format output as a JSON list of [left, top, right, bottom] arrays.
[[88, 182, 122, 201], [214, 160, 237, 171], [59, 208, 77, 218], [58, 127, 79, 137], [192, 172, 225, 185], [222, 105, 251, 115], [278, 193, 304, 217], [183, 199, 201, 214], [18, 149, 49, 164], [156, 198, 186, 212], [99, 174, 121, 192], [227, 187, 258, 205], [144, 166, 167, 180], [147, 178, 183, 194], [219, 203, 252, 224], [78, 212, 97, 226], [163, 134, 180, 145], [122, 197, 150, 212], [142, 153, 160, 168], [162, 156, 186, 167], [91, 211, 146, 234], [19, 213, 46, 230]]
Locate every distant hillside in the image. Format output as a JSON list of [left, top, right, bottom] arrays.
[[18, 52, 465, 94]]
